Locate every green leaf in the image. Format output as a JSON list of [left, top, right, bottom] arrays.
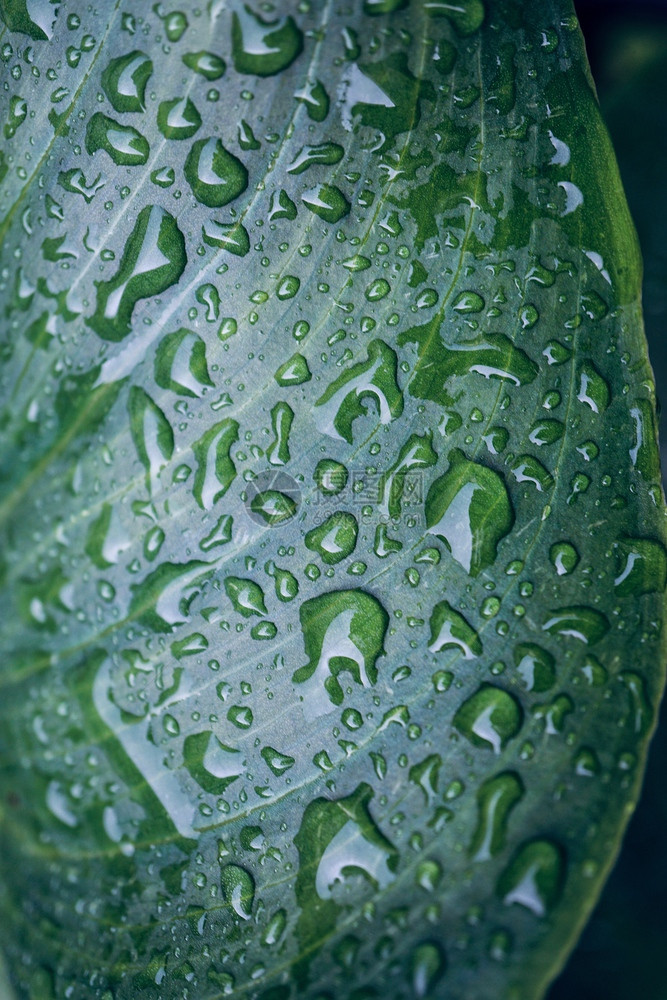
[[0, 2, 664, 999], [550, 12, 667, 997]]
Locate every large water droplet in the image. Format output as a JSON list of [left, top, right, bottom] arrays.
[[454, 685, 523, 753]]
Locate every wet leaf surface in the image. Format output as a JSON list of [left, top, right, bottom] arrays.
[[0, 2, 665, 998]]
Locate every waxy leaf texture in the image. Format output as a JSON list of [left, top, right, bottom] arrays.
[[0, 2, 665, 998]]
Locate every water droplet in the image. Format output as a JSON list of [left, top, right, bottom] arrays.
[[302, 183, 351, 223], [295, 78, 330, 121], [315, 459, 348, 495], [277, 275, 300, 300], [577, 361, 610, 413], [202, 219, 250, 256], [128, 386, 174, 494], [89, 205, 186, 341], [305, 512, 358, 565], [261, 746, 295, 775], [249, 489, 298, 525], [416, 859, 443, 892], [182, 50, 226, 80], [542, 606, 609, 644], [288, 141, 344, 174], [192, 419, 239, 509], [514, 643, 556, 692], [263, 908, 287, 946], [86, 112, 150, 165], [221, 864, 255, 920], [529, 419, 564, 447], [510, 454, 554, 493], [424, 0, 485, 35], [231, 6, 303, 77], [428, 601, 482, 659], [533, 694, 573, 734], [619, 671, 651, 734], [614, 537, 667, 595], [365, 278, 391, 302], [409, 754, 441, 805], [157, 97, 201, 139], [200, 514, 233, 551], [155, 328, 213, 397], [454, 685, 522, 753], [274, 352, 312, 386], [549, 541, 579, 576], [470, 771, 524, 860], [293, 590, 388, 719], [185, 138, 248, 207], [411, 941, 446, 998], [224, 576, 267, 618], [426, 449, 514, 576], [315, 340, 403, 442], [294, 783, 397, 978], [453, 290, 484, 313], [101, 50, 153, 112], [227, 704, 254, 729], [497, 839, 565, 917]]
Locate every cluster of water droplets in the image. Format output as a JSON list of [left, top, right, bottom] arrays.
[[0, 1, 664, 998]]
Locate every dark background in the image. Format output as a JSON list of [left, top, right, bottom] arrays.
[[550, 2, 667, 997]]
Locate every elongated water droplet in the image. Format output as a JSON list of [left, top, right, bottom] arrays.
[[542, 606, 610, 644], [89, 205, 186, 341], [293, 591, 388, 719], [221, 865, 255, 920], [192, 419, 239, 509], [426, 449, 514, 576], [470, 771, 524, 861]]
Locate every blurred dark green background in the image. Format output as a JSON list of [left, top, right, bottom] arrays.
[[550, 3, 667, 997]]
